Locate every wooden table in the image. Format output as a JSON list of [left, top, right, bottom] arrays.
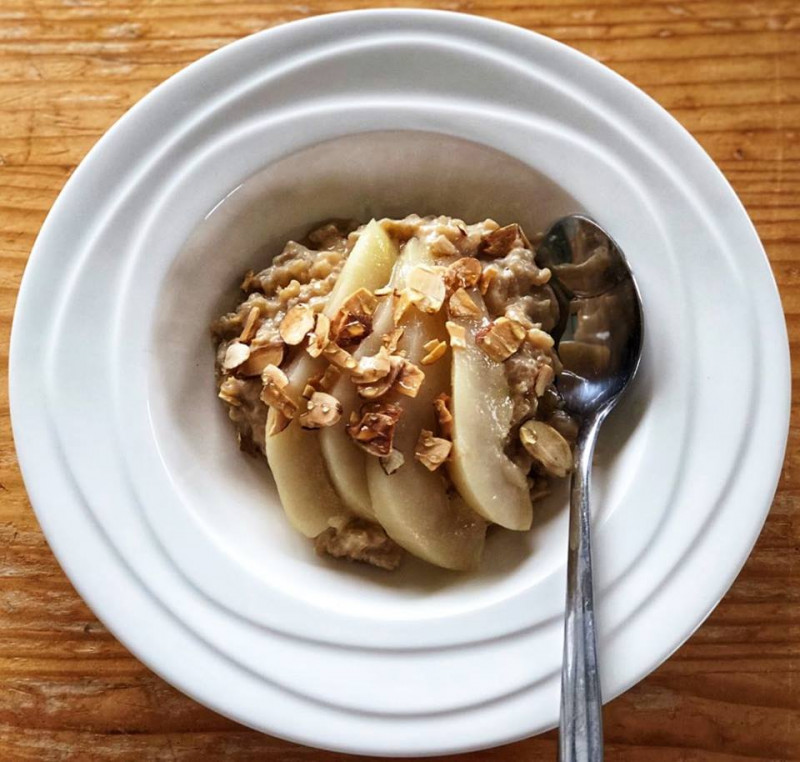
[[0, 1, 797, 759]]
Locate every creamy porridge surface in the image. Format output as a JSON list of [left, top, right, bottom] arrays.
[[212, 215, 576, 571]]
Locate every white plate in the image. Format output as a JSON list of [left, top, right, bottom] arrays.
[[10, 10, 790, 757]]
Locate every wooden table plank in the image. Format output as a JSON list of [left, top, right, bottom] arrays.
[[0, 1, 797, 759]]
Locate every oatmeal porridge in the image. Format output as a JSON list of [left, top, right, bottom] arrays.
[[212, 215, 576, 571]]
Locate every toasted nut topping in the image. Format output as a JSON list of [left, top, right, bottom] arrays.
[[480, 223, 523, 258], [448, 288, 480, 318], [382, 327, 404, 353], [535, 363, 555, 397], [393, 289, 413, 325], [342, 287, 378, 317], [433, 393, 453, 439], [519, 420, 573, 478], [323, 343, 358, 371], [239, 306, 261, 342], [380, 448, 405, 475], [476, 317, 527, 362], [267, 410, 291, 436], [262, 364, 288, 388], [429, 234, 459, 258], [302, 383, 316, 399], [260, 364, 297, 420], [527, 327, 555, 350], [329, 288, 377, 347], [330, 310, 371, 347], [421, 339, 447, 365], [299, 391, 343, 429], [306, 365, 344, 394], [479, 267, 497, 295], [222, 341, 251, 370], [357, 356, 404, 400], [395, 360, 425, 398], [408, 266, 446, 313], [415, 430, 452, 471], [445, 258, 482, 290], [318, 365, 342, 391], [279, 304, 315, 345], [346, 402, 402, 457], [306, 313, 331, 358], [238, 343, 284, 376], [446, 321, 467, 349], [351, 346, 393, 384], [374, 285, 394, 297], [218, 377, 243, 407]]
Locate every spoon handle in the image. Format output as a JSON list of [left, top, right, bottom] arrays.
[[559, 414, 604, 762]]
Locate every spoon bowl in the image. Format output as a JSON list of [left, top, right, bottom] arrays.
[[537, 215, 644, 418]]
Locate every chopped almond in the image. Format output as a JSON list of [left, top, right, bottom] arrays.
[[395, 361, 425, 398], [279, 304, 315, 345], [330, 310, 371, 347], [318, 365, 342, 391], [238, 306, 261, 342], [407, 266, 446, 313], [448, 288, 480, 318], [420, 339, 447, 365], [520, 420, 573, 478], [346, 402, 402, 457], [480, 223, 523, 258], [306, 313, 331, 358], [445, 257, 482, 290], [433, 393, 454, 439], [329, 288, 377, 347], [357, 356, 404, 400], [479, 267, 497, 295], [299, 392, 343, 429], [323, 343, 357, 371], [476, 317, 526, 362], [260, 364, 298, 420], [415, 430, 452, 471], [218, 377, 243, 407], [238, 343, 284, 376], [382, 327, 404, 353], [379, 449, 405, 475], [351, 346, 393, 384], [341, 287, 378, 317], [302, 383, 316, 399], [222, 341, 251, 370], [446, 321, 467, 349], [526, 327, 555, 350], [306, 365, 343, 394], [261, 363, 288, 389], [393, 289, 413, 325], [534, 363, 555, 397]]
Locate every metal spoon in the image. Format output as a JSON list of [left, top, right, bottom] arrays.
[[536, 215, 644, 762]]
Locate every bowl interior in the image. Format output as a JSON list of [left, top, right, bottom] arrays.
[[149, 130, 633, 611]]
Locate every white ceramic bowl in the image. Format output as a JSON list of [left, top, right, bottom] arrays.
[[10, 10, 790, 756]]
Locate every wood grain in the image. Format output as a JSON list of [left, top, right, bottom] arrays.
[[0, 1, 798, 759]]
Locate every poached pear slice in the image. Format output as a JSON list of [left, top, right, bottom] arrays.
[[318, 233, 426, 520], [365, 239, 486, 570], [447, 289, 533, 530], [266, 220, 398, 537]]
